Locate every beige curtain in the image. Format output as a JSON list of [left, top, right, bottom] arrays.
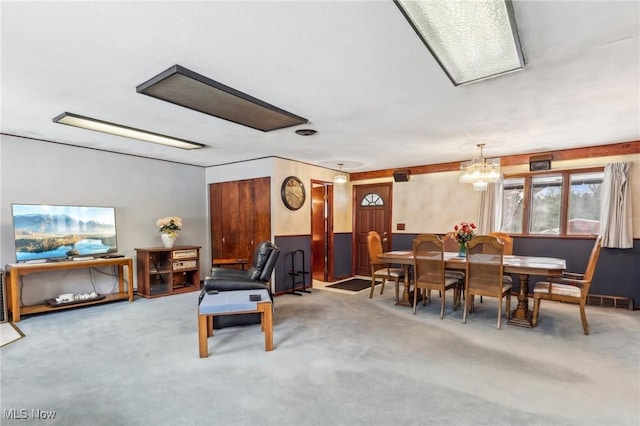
[[600, 162, 633, 248], [476, 178, 503, 234]]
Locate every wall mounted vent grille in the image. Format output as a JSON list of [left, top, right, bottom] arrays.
[[587, 294, 633, 310]]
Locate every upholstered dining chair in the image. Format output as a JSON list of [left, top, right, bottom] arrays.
[[532, 235, 603, 335], [412, 234, 459, 318], [442, 232, 466, 308], [367, 231, 404, 301], [463, 235, 513, 329]]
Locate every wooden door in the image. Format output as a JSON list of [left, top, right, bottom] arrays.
[[354, 183, 393, 276], [239, 180, 257, 260], [311, 182, 333, 281], [251, 177, 272, 257], [209, 177, 271, 268], [210, 183, 224, 260]]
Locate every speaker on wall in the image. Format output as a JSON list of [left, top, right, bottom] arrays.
[[393, 169, 410, 182], [529, 154, 552, 172]]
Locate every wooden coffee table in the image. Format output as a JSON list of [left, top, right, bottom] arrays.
[[198, 289, 273, 358]]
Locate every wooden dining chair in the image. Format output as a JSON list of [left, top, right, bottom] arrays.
[[442, 232, 465, 308], [488, 232, 514, 292], [367, 231, 404, 301], [412, 234, 459, 318], [531, 235, 603, 335], [488, 232, 513, 255], [463, 235, 513, 329]]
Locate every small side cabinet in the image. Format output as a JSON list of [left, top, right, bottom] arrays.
[[135, 246, 201, 298]]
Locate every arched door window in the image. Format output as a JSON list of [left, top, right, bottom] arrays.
[[361, 193, 384, 206]]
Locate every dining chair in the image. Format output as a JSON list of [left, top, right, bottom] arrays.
[[463, 235, 513, 329], [412, 234, 459, 318], [488, 232, 514, 289], [488, 232, 513, 255], [367, 231, 404, 301], [442, 232, 465, 308], [531, 235, 603, 335]]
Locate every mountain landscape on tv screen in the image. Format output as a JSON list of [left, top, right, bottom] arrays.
[[14, 213, 116, 260], [14, 213, 114, 234]]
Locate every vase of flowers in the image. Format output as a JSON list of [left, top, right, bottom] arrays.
[[157, 216, 182, 248], [453, 221, 476, 257]]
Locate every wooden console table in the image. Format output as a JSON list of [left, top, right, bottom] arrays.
[[212, 258, 248, 269], [4, 257, 134, 322]]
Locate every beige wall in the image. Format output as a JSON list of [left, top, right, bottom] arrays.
[[205, 158, 352, 237], [204, 151, 638, 238], [356, 153, 639, 238], [272, 158, 352, 235]]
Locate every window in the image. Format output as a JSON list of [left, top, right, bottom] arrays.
[[530, 175, 562, 234], [568, 172, 602, 235], [501, 168, 603, 236], [501, 178, 524, 234], [361, 193, 384, 206]]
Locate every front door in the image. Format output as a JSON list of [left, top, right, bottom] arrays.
[[354, 183, 393, 276]]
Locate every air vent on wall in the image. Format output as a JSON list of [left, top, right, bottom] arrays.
[[587, 294, 633, 310]]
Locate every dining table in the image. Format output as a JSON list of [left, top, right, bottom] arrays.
[[377, 250, 566, 327]]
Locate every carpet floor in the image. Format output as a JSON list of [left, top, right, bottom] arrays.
[[326, 278, 372, 292], [1, 288, 638, 425]]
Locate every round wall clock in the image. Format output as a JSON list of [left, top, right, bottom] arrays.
[[281, 176, 306, 210]]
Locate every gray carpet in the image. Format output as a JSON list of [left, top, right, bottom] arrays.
[[1, 287, 638, 426]]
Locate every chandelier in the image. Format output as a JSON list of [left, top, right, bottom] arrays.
[[334, 163, 347, 184], [459, 144, 501, 191]]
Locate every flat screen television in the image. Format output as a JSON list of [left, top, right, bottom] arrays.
[[12, 204, 118, 262]]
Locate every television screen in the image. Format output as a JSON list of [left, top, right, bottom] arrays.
[[12, 204, 117, 262]]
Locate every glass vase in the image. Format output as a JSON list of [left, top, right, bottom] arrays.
[[458, 243, 466, 257]]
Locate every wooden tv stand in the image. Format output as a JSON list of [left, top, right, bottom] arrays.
[[4, 257, 134, 322]]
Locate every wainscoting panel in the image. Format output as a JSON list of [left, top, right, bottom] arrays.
[[515, 237, 639, 309], [273, 236, 311, 294], [392, 233, 639, 308], [333, 232, 352, 280]]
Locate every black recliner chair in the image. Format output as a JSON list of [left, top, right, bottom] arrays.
[[200, 241, 280, 329]]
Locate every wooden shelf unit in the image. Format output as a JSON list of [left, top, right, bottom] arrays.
[[4, 257, 134, 322], [135, 246, 201, 298]]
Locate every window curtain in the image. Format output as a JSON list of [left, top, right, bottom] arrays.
[[476, 178, 503, 234], [599, 162, 633, 248]]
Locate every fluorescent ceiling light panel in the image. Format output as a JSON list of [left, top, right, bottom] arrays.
[[53, 112, 205, 150], [395, 0, 524, 86], [137, 65, 309, 132]]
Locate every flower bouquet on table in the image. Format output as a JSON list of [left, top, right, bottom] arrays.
[[453, 221, 476, 256], [156, 216, 182, 237]]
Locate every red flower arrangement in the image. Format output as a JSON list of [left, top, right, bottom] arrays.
[[453, 221, 477, 244]]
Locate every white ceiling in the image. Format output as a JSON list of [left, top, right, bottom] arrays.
[[2, 1, 639, 173]]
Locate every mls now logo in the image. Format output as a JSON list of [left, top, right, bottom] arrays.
[[4, 409, 57, 420]]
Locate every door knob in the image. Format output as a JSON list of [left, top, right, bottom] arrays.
[[382, 238, 388, 242], [222, 236, 225, 244]]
